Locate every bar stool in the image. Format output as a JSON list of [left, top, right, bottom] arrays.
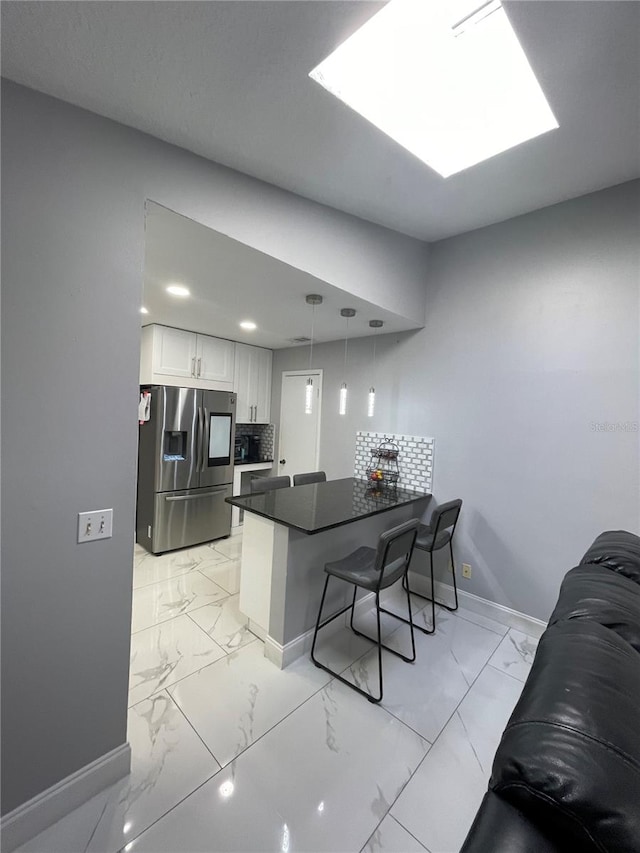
[[250, 475, 290, 493], [311, 518, 419, 703], [293, 471, 327, 486], [403, 499, 463, 635]]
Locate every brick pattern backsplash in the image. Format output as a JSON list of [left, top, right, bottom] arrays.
[[354, 431, 435, 492], [235, 422, 275, 461]]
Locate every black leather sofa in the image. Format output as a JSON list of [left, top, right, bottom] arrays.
[[460, 530, 640, 853]]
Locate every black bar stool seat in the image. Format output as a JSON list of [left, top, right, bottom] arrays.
[[324, 546, 404, 590], [415, 526, 452, 551]]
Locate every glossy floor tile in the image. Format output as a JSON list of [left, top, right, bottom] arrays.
[[362, 815, 430, 853], [128, 614, 227, 705], [209, 532, 243, 561], [131, 571, 229, 633], [129, 679, 429, 853], [133, 543, 230, 590], [169, 640, 330, 766], [198, 554, 241, 594], [19, 691, 220, 853], [487, 628, 539, 682], [341, 607, 503, 742], [390, 665, 523, 853], [187, 593, 257, 653], [21, 533, 537, 853]]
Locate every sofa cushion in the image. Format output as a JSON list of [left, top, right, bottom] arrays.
[[460, 791, 567, 853], [489, 619, 640, 853], [580, 530, 640, 584], [549, 564, 640, 652]]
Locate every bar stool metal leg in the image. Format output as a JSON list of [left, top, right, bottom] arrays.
[[401, 554, 436, 635], [312, 581, 417, 703], [437, 540, 459, 612], [310, 577, 385, 702]]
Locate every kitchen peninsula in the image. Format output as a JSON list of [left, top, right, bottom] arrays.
[[227, 478, 431, 668]]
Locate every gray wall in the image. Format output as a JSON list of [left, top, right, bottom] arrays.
[[273, 181, 640, 621], [0, 80, 428, 815]]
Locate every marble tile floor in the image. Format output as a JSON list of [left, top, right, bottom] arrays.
[[19, 534, 539, 853]]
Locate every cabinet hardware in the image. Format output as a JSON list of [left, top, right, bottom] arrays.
[[197, 357, 202, 377], [191, 356, 196, 377]]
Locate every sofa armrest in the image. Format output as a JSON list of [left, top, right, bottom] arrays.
[[580, 530, 640, 583], [460, 792, 564, 853]]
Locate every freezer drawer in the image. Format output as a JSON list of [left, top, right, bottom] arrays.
[[151, 484, 232, 554]]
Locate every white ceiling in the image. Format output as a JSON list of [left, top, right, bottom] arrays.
[[144, 203, 421, 349], [2, 1, 639, 242]]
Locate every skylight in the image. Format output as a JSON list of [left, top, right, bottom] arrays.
[[309, 0, 558, 177]]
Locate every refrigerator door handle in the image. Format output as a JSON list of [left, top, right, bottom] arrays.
[[196, 406, 204, 473], [203, 407, 210, 471], [165, 488, 228, 501]]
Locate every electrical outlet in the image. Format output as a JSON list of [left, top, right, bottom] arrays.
[[77, 509, 113, 543], [462, 563, 472, 579]]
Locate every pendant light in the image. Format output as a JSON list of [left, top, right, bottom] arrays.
[[304, 294, 323, 414], [339, 308, 356, 415], [368, 320, 383, 417]]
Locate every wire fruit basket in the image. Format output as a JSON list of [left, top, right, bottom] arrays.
[[366, 438, 400, 494]]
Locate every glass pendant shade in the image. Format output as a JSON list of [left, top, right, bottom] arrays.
[[305, 377, 314, 415], [339, 383, 348, 416], [367, 387, 375, 417]]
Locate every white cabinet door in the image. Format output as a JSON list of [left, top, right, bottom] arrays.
[[152, 326, 197, 379], [233, 343, 254, 422], [233, 343, 272, 423], [254, 347, 272, 424], [197, 335, 235, 385]]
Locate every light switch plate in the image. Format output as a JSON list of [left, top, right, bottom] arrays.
[[77, 509, 113, 543]]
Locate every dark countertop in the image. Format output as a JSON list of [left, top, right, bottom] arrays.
[[226, 476, 431, 535], [234, 459, 274, 466]]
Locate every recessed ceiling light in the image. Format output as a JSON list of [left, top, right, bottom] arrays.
[[309, 0, 558, 178], [140, 306, 149, 315], [166, 284, 190, 297], [240, 320, 257, 331]]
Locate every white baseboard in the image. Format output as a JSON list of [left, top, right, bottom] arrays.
[[407, 571, 547, 639], [0, 742, 131, 852], [264, 592, 376, 669]]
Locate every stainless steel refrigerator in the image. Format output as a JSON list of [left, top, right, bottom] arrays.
[[136, 386, 236, 554]]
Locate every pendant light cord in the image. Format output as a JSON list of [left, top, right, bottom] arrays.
[[372, 332, 377, 381], [309, 304, 315, 371], [343, 317, 349, 377]]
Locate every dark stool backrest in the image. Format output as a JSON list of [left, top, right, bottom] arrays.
[[250, 475, 291, 494], [430, 499, 463, 539], [293, 471, 327, 486], [375, 519, 419, 590]]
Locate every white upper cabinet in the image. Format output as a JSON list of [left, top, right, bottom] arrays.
[[151, 325, 197, 379], [234, 343, 272, 424], [140, 325, 235, 391], [197, 334, 235, 385]]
